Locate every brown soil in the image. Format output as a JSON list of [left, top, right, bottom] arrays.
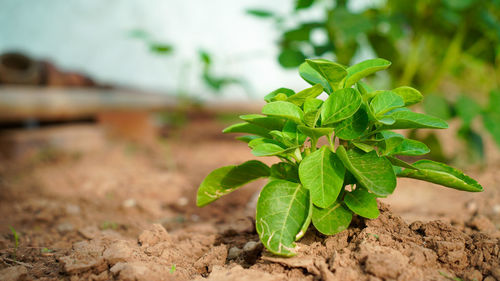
[[1, 118, 499, 281]]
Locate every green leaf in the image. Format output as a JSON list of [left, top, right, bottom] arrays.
[[248, 138, 283, 149], [286, 84, 324, 106], [240, 114, 285, 130], [370, 91, 405, 116], [378, 131, 404, 156], [344, 188, 380, 219], [303, 98, 323, 127], [455, 95, 481, 125], [270, 162, 299, 182], [297, 125, 333, 139], [299, 147, 345, 208], [264, 88, 296, 103], [334, 107, 369, 140], [390, 139, 430, 156], [312, 201, 352, 235], [344, 58, 391, 88], [197, 160, 270, 207], [483, 111, 500, 147], [376, 116, 395, 125], [423, 95, 451, 120], [386, 156, 418, 170], [352, 142, 374, 152], [256, 180, 310, 256], [299, 62, 333, 94], [305, 59, 348, 90], [279, 48, 306, 68], [321, 88, 362, 125], [282, 121, 307, 146], [381, 111, 449, 130], [246, 9, 275, 18], [223, 123, 272, 138], [252, 143, 296, 157], [392, 86, 423, 106], [236, 135, 261, 143], [303, 98, 323, 113], [150, 43, 174, 54], [336, 146, 397, 196], [356, 81, 373, 99], [397, 160, 483, 192], [262, 101, 304, 124], [295, 0, 315, 10]]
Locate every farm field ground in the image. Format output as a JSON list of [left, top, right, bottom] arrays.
[[1, 116, 499, 281]]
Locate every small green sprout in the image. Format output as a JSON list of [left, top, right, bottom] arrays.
[[196, 58, 483, 257], [9, 226, 19, 260], [170, 264, 176, 274]]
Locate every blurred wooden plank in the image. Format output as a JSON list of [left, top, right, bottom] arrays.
[[0, 86, 176, 122]]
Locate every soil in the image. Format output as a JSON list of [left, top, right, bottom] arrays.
[[1, 117, 499, 281]]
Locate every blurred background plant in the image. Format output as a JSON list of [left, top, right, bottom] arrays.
[[247, 0, 500, 166]]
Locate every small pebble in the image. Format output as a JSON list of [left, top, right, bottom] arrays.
[[57, 222, 74, 234], [65, 204, 81, 215], [227, 247, 242, 259], [178, 197, 188, 206], [122, 198, 137, 208]]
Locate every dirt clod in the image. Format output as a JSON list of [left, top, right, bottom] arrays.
[[0, 266, 28, 281]]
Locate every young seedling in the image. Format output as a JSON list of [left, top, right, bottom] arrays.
[[9, 226, 19, 260], [196, 58, 483, 257]]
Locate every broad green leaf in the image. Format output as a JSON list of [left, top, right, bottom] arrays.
[[356, 81, 373, 99], [287, 84, 323, 106], [370, 91, 404, 116], [297, 125, 333, 139], [252, 143, 296, 157], [344, 188, 380, 219], [282, 121, 307, 146], [344, 58, 391, 88], [336, 146, 396, 196], [197, 160, 270, 207], [334, 107, 369, 140], [303, 98, 323, 127], [376, 116, 395, 125], [305, 59, 348, 90], [390, 139, 430, 156], [262, 101, 304, 124], [256, 180, 310, 256], [397, 160, 483, 192], [386, 156, 418, 170], [312, 201, 352, 235], [381, 111, 448, 130], [264, 88, 295, 103], [423, 95, 451, 120], [352, 142, 374, 152], [240, 114, 285, 130], [392, 86, 423, 106], [248, 138, 284, 149], [321, 88, 362, 125], [299, 62, 333, 94], [303, 98, 323, 113], [235, 135, 261, 143], [299, 147, 345, 208], [223, 123, 272, 138], [270, 162, 299, 182], [455, 95, 481, 125], [379, 131, 404, 156]]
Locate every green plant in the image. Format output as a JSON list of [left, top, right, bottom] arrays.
[[9, 226, 19, 260], [196, 58, 483, 256]]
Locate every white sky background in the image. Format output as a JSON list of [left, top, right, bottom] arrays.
[[0, 0, 371, 101]]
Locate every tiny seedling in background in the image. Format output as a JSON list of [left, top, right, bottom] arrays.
[[170, 264, 176, 274], [9, 226, 19, 260], [196, 58, 483, 256]]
